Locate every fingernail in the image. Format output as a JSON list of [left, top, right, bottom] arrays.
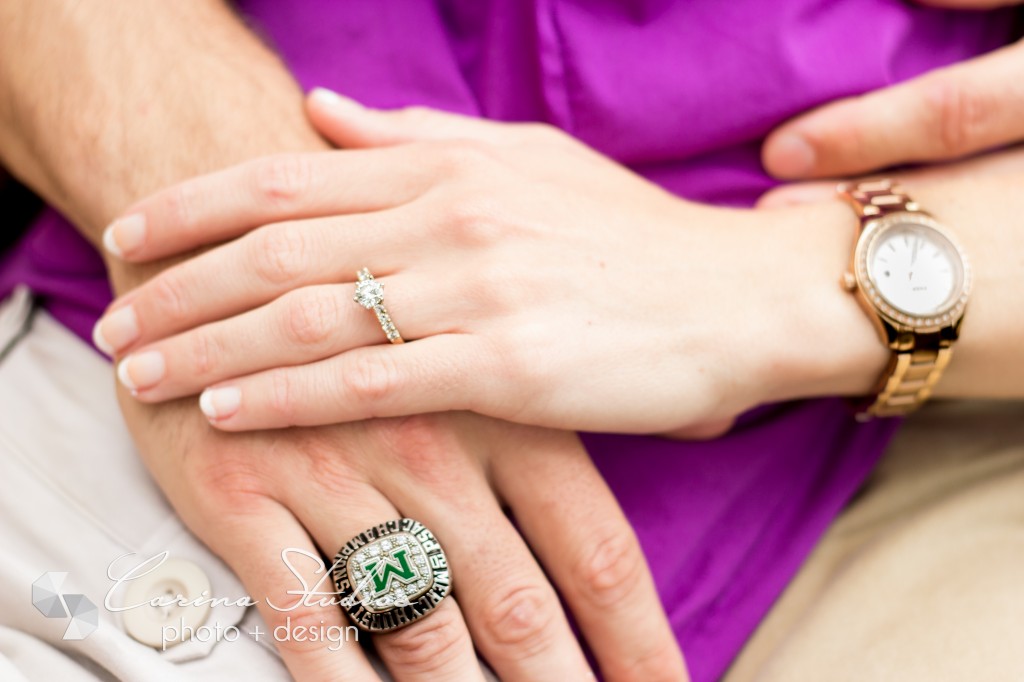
[[117, 351, 166, 391], [200, 387, 241, 420], [93, 306, 139, 354], [103, 214, 147, 257], [309, 87, 364, 112], [92, 318, 115, 356], [768, 132, 816, 178]]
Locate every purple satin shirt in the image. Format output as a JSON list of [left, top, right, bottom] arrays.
[[0, 2, 1011, 679]]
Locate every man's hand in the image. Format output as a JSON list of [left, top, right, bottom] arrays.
[[123, 399, 685, 680], [761, 0, 1023, 179]]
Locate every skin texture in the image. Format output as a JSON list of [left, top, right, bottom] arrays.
[[98, 89, 1023, 439], [0, 3, 685, 680]]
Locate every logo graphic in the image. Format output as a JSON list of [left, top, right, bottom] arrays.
[[346, 531, 438, 613], [32, 572, 98, 640], [363, 548, 418, 593]]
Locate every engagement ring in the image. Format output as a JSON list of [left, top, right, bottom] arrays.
[[353, 268, 404, 344]]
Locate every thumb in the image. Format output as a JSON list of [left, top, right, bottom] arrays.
[[757, 141, 1024, 208], [762, 41, 1024, 179], [306, 87, 506, 148]]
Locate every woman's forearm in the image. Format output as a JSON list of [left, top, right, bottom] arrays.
[[768, 174, 1024, 401]]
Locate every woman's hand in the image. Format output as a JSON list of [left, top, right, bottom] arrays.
[[124, 397, 686, 681], [762, 0, 1023, 180], [96, 90, 880, 435]]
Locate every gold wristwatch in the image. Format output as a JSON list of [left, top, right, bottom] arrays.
[[837, 179, 971, 420]]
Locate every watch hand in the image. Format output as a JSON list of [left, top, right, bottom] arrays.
[[911, 236, 921, 265]]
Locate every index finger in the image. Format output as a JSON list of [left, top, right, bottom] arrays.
[[762, 41, 1024, 179], [102, 147, 431, 262]]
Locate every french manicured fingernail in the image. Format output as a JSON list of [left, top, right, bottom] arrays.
[[102, 214, 146, 257], [199, 387, 241, 420], [309, 87, 364, 112], [91, 319, 115, 356], [117, 351, 165, 391], [92, 306, 139, 355], [768, 132, 816, 178]]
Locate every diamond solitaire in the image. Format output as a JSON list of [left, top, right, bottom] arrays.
[[352, 268, 404, 343], [354, 276, 384, 309]]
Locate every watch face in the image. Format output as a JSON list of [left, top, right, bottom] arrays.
[[857, 214, 970, 327]]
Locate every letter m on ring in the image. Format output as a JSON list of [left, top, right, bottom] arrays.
[[364, 549, 416, 593]]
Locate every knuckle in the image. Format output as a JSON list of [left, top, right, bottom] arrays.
[[188, 454, 271, 515], [253, 154, 313, 208], [480, 584, 558, 653], [685, 416, 736, 440], [148, 271, 192, 323], [396, 105, 435, 127], [479, 337, 526, 407], [375, 414, 447, 455], [251, 224, 309, 286], [345, 352, 402, 406], [574, 528, 646, 609], [372, 415, 460, 483], [927, 77, 990, 157], [164, 181, 199, 234], [284, 289, 342, 347], [187, 329, 224, 377], [443, 198, 506, 246], [466, 262, 523, 313], [469, 263, 505, 300], [436, 139, 493, 176], [268, 367, 299, 425], [382, 605, 466, 670], [303, 441, 365, 498]]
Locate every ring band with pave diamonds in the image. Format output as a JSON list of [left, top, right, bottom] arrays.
[[353, 268, 404, 344], [332, 518, 452, 632]]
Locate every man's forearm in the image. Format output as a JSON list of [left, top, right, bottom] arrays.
[[0, 0, 327, 291]]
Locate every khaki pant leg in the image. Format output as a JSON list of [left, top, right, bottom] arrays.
[[725, 400, 1024, 682]]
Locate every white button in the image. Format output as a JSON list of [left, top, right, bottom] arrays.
[[123, 558, 212, 649]]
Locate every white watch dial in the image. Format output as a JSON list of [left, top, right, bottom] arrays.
[[866, 222, 964, 316]]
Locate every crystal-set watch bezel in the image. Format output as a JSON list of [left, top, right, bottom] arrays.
[[854, 212, 971, 332]]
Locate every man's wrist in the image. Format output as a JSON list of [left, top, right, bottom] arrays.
[[0, 0, 327, 256]]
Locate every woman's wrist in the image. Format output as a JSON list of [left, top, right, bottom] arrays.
[[749, 200, 890, 405], [754, 173, 1024, 407]]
